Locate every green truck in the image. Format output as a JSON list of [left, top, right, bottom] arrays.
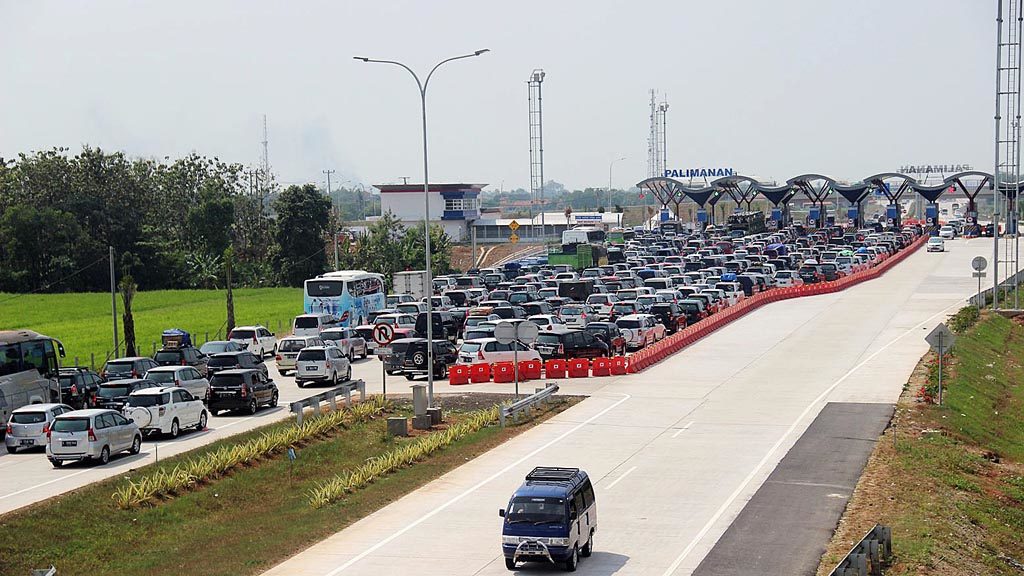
[[547, 243, 608, 270]]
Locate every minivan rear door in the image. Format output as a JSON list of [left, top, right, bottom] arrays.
[[49, 416, 91, 457]]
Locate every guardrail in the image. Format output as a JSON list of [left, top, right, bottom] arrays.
[[971, 268, 1024, 308], [499, 383, 559, 427], [289, 379, 366, 425], [828, 524, 892, 576]]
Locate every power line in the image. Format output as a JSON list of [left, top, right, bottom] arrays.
[[0, 256, 108, 306]]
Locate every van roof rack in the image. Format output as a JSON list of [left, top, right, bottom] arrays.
[[526, 467, 580, 482]]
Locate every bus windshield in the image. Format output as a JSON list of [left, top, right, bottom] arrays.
[[0, 336, 60, 378]]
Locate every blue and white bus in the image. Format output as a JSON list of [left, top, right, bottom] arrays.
[[303, 270, 386, 328]]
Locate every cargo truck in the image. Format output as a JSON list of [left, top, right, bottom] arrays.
[[392, 270, 429, 300]]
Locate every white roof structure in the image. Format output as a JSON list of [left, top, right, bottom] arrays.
[[473, 211, 623, 227]]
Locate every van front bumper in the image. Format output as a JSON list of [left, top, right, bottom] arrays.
[[503, 541, 571, 563]]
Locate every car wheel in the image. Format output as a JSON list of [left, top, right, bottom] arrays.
[[6, 446, 16, 454], [247, 399, 258, 415], [258, 348, 265, 359], [269, 391, 279, 407], [99, 445, 110, 465], [348, 351, 355, 363], [564, 545, 578, 571], [505, 558, 516, 571], [130, 435, 141, 455], [198, 411, 208, 430], [436, 365, 447, 379], [360, 346, 368, 359], [344, 365, 352, 381], [50, 458, 63, 468], [169, 419, 180, 438], [581, 531, 594, 557]]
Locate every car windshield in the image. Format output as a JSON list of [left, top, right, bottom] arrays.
[[146, 371, 176, 383], [229, 329, 255, 340], [128, 393, 170, 407], [208, 356, 239, 367], [11, 411, 47, 424], [105, 361, 134, 375], [612, 304, 634, 313], [279, 339, 308, 352], [99, 384, 131, 398], [154, 351, 182, 363], [58, 375, 77, 389], [52, 418, 89, 433], [561, 306, 583, 315], [505, 497, 566, 525], [211, 374, 245, 387], [460, 342, 482, 353], [295, 317, 320, 328], [200, 342, 235, 354], [297, 350, 325, 361], [535, 334, 561, 346], [617, 320, 641, 329]]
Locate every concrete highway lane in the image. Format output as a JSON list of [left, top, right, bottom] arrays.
[[260, 238, 987, 576]]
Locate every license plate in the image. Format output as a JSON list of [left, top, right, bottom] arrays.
[[19, 439, 33, 446], [305, 366, 316, 371], [62, 440, 77, 447]]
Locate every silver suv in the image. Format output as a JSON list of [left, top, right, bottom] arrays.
[[46, 409, 141, 467], [6, 403, 73, 453]]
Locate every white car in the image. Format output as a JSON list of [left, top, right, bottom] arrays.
[[295, 345, 351, 387], [124, 386, 208, 438], [145, 366, 211, 403], [457, 338, 541, 364], [228, 325, 277, 358], [927, 237, 946, 252], [373, 313, 417, 330], [586, 293, 619, 317], [5, 403, 73, 453], [773, 270, 804, 287], [319, 327, 369, 361], [938, 226, 955, 239], [274, 335, 325, 375], [527, 314, 566, 331], [558, 304, 595, 328], [615, 314, 666, 350]]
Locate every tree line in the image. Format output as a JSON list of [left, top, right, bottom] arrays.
[[0, 147, 454, 294]]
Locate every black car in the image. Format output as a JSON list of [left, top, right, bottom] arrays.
[[415, 311, 458, 342], [649, 303, 687, 334], [533, 328, 609, 360], [56, 367, 103, 409], [583, 322, 627, 356], [95, 378, 158, 410], [207, 351, 268, 377], [401, 339, 459, 380], [819, 263, 840, 281], [208, 369, 278, 416], [383, 337, 422, 375], [678, 299, 707, 324], [797, 266, 822, 284], [153, 346, 209, 377], [521, 301, 553, 317], [101, 356, 160, 381]]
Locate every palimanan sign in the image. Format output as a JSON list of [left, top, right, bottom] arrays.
[[663, 167, 735, 178]]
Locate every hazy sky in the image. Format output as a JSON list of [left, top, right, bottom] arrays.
[[0, 1, 994, 192]]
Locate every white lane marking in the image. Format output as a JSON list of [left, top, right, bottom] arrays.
[[605, 466, 637, 490], [0, 468, 95, 500], [671, 421, 694, 438], [321, 393, 632, 576], [660, 300, 962, 576]]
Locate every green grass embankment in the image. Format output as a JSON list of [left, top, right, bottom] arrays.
[[0, 288, 302, 366]]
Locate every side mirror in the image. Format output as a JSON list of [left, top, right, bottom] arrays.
[[498, 509, 506, 517]]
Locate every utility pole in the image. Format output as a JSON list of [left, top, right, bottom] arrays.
[[109, 246, 119, 358], [324, 169, 337, 269]]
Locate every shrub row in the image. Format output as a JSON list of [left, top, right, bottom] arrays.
[[112, 397, 391, 508], [307, 406, 500, 509]]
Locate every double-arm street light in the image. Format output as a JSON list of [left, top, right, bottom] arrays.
[[354, 49, 490, 408]]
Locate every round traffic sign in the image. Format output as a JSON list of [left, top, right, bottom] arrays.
[[372, 323, 396, 346], [517, 321, 540, 344], [972, 256, 988, 272]]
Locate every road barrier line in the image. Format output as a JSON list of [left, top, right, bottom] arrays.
[[660, 294, 962, 576], [671, 421, 694, 438], [605, 465, 637, 490], [319, 393, 632, 576], [0, 468, 95, 501]]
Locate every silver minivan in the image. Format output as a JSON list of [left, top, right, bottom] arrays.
[[292, 314, 337, 337], [6, 403, 73, 453], [46, 409, 141, 467]]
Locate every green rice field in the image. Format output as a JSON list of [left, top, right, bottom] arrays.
[[0, 288, 303, 368]]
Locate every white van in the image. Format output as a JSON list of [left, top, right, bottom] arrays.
[[292, 313, 338, 337]]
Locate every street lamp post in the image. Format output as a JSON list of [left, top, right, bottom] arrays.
[[608, 156, 626, 211], [355, 49, 490, 408]]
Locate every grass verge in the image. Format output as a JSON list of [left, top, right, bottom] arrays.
[[0, 287, 302, 367], [817, 312, 1024, 575], [0, 394, 580, 576]]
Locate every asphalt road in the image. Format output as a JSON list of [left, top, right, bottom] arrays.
[[257, 238, 987, 576]]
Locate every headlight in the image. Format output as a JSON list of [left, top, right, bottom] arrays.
[[502, 536, 520, 545], [547, 538, 570, 547]]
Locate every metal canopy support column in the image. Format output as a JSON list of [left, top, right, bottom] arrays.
[[756, 184, 797, 229], [833, 183, 872, 229], [946, 171, 994, 235], [788, 174, 837, 229]]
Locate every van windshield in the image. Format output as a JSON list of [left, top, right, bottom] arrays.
[[505, 496, 566, 525], [295, 317, 320, 329]]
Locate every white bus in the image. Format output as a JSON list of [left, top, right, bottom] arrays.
[[1, 330, 64, 427], [303, 270, 387, 328]]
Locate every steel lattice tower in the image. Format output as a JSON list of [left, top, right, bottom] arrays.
[[528, 69, 546, 239], [994, 0, 1023, 308]]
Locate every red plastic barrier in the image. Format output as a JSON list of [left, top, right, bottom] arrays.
[[545, 359, 567, 378], [611, 356, 628, 375], [519, 360, 542, 380], [492, 362, 516, 383], [449, 364, 471, 385], [470, 362, 491, 383], [591, 357, 612, 376], [568, 358, 590, 378]]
